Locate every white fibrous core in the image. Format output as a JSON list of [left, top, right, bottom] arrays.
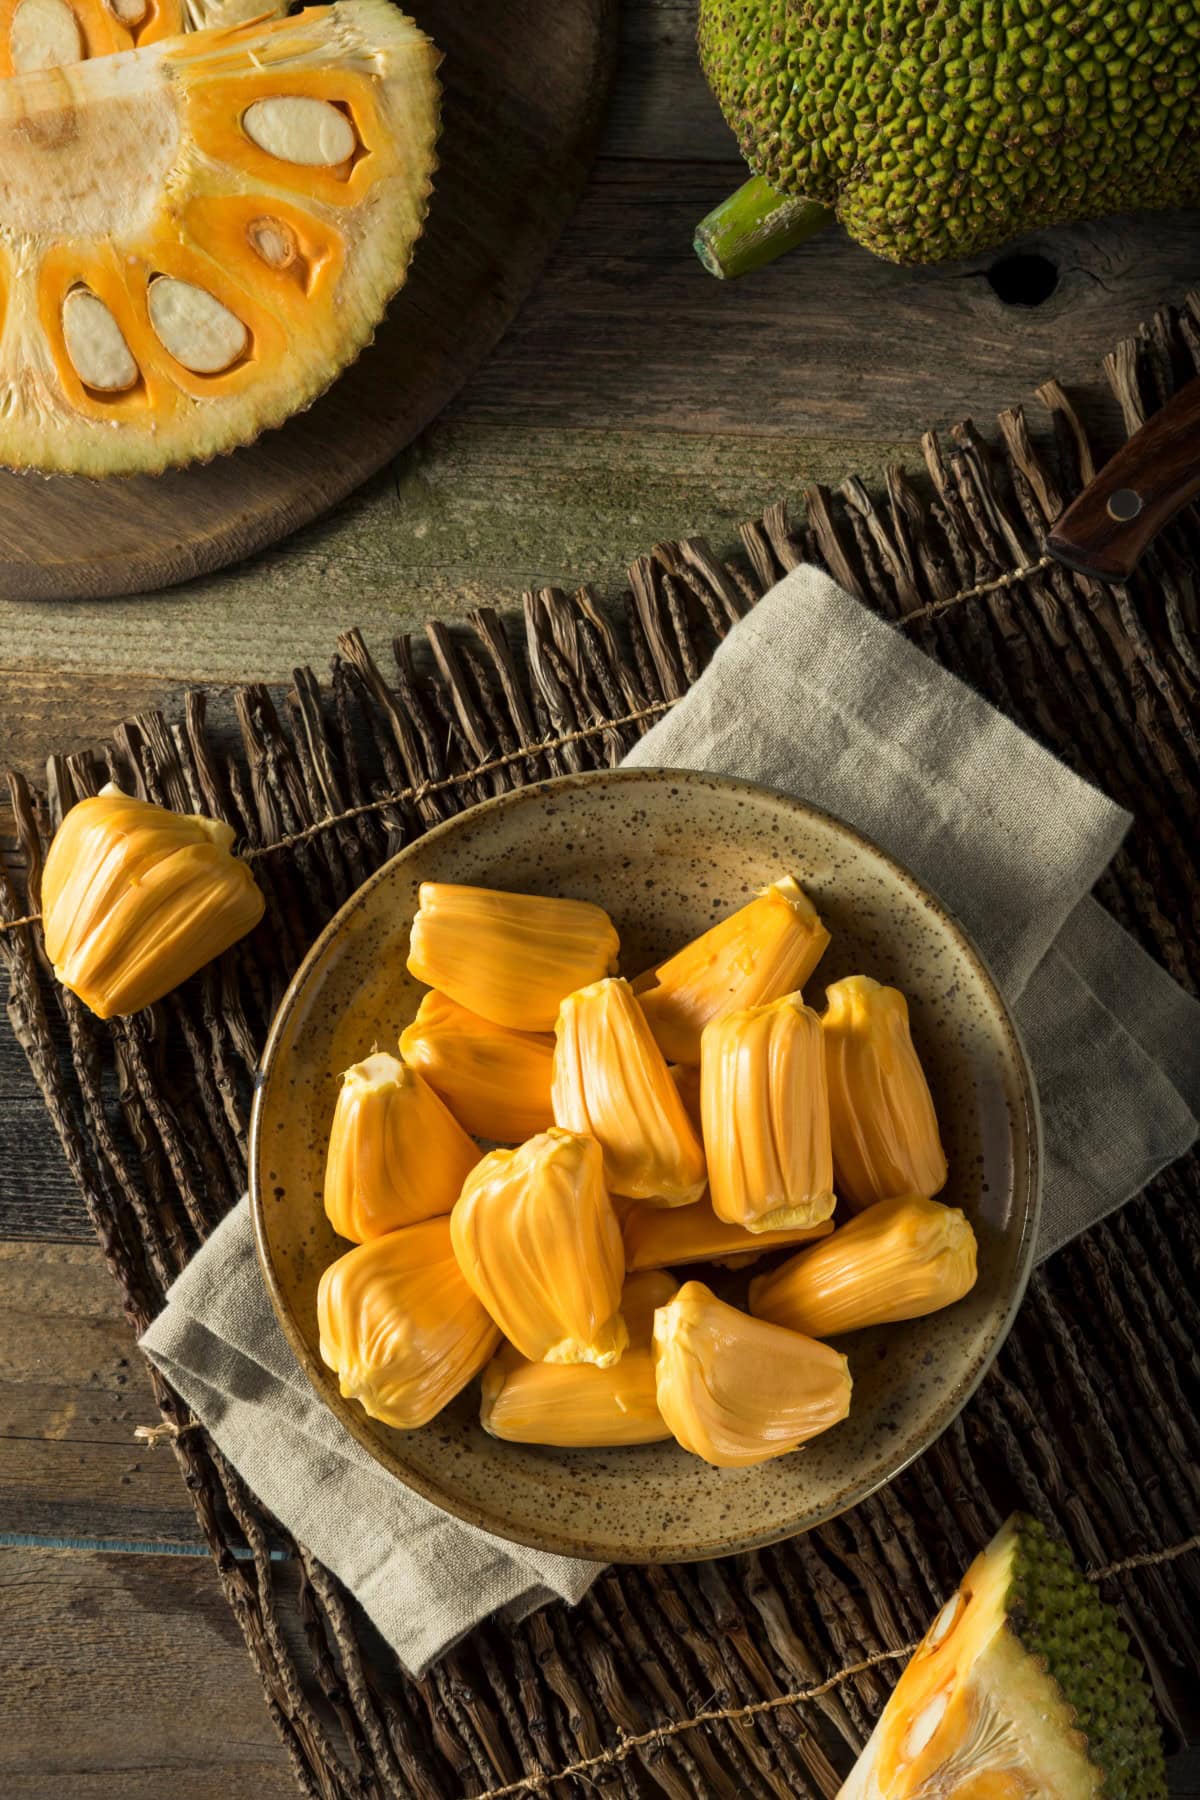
[[62, 288, 139, 390], [147, 276, 249, 373], [242, 95, 356, 166]]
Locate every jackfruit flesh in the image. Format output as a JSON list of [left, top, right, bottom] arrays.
[[839, 1513, 1166, 1799], [653, 1280, 851, 1468], [450, 1128, 628, 1368], [407, 883, 620, 1033], [480, 1270, 678, 1447], [701, 990, 835, 1232], [634, 877, 829, 1065], [40, 788, 264, 1018], [323, 1051, 480, 1242], [0, 0, 440, 475], [399, 990, 555, 1144], [823, 975, 948, 1211], [622, 1194, 833, 1274], [317, 1217, 500, 1431], [697, 0, 1200, 267], [553, 976, 707, 1206], [749, 1195, 977, 1338], [0, 0, 278, 76]]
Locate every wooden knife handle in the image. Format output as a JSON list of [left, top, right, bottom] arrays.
[[1045, 375, 1200, 583]]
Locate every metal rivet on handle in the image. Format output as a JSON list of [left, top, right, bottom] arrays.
[[1107, 488, 1144, 522]]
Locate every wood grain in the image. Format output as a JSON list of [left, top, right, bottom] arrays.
[[0, 1245, 201, 1545], [0, 0, 617, 602], [1, 1547, 301, 1798]]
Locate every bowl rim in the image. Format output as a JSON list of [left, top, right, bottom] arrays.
[[249, 765, 1042, 1562]]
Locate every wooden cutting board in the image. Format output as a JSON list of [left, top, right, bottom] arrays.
[[0, 0, 617, 602]]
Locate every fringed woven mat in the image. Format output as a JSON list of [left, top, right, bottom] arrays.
[[4, 290, 1200, 1799]]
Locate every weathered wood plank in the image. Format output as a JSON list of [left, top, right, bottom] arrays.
[[2, 1546, 299, 1799], [0, 1245, 200, 1544]]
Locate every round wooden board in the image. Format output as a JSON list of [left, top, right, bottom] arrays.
[[0, 0, 617, 602]]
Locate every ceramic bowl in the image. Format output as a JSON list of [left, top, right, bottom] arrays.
[[250, 768, 1040, 1563]]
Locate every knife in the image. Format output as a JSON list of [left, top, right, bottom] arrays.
[[1045, 374, 1200, 584]]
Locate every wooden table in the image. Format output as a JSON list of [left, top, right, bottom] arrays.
[[2, 5, 1199, 1793]]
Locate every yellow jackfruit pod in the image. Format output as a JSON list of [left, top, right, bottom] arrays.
[[407, 883, 619, 1032], [450, 1128, 628, 1367], [749, 1195, 978, 1338], [652, 1280, 851, 1468], [40, 789, 264, 1020], [700, 992, 835, 1233], [633, 877, 830, 1065], [317, 1217, 500, 1430], [480, 1270, 679, 1447], [553, 977, 707, 1206], [822, 976, 948, 1211], [623, 1195, 835, 1273], [323, 1051, 480, 1242], [399, 990, 555, 1143]]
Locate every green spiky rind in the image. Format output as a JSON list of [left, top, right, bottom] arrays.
[[696, 0, 1200, 264], [1004, 1515, 1166, 1800]]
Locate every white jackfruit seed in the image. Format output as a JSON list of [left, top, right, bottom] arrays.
[[62, 289, 139, 391], [242, 95, 356, 166], [147, 276, 249, 374], [10, 0, 83, 71], [106, 0, 148, 22]]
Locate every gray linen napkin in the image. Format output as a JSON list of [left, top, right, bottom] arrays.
[[141, 564, 1200, 1671]]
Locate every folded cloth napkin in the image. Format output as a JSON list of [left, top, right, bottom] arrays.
[[141, 564, 1200, 1674]]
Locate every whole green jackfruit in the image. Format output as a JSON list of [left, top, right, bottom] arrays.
[[696, 0, 1200, 276], [838, 1513, 1166, 1799]]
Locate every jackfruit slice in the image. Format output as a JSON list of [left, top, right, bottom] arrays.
[[822, 975, 948, 1211], [839, 1514, 1166, 1800], [322, 1050, 480, 1242], [399, 990, 556, 1144], [553, 976, 707, 1206], [480, 1270, 678, 1448], [408, 884, 620, 1033], [0, 0, 440, 476], [749, 1195, 977, 1338], [450, 1128, 628, 1368], [652, 1279, 851, 1468], [0, 0, 277, 77], [622, 1193, 833, 1274], [317, 1217, 500, 1431], [634, 876, 830, 1065], [700, 990, 836, 1233]]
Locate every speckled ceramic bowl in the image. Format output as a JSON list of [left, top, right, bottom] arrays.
[[250, 768, 1040, 1563]]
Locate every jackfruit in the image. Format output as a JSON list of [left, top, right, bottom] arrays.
[[408, 883, 619, 1033], [450, 1128, 628, 1368], [553, 976, 707, 1206], [399, 990, 555, 1144], [749, 1196, 977, 1338], [323, 1051, 480, 1242], [634, 877, 829, 1065], [653, 1279, 851, 1468], [701, 991, 835, 1233], [622, 1194, 833, 1274], [839, 1513, 1166, 1800], [40, 789, 264, 1018], [317, 1217, 500, 1431], [695, 0, 1200, 277], [0, 1, 440, 475], [480, 1270, 678, 1448], [823, 976, 947, 1212], [0, 0, 276, 76]]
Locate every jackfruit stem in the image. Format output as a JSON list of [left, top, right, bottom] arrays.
[[694, 177, 833, 280]]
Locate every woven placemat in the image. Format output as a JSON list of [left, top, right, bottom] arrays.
[[3, 290, 1200, 1799]]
